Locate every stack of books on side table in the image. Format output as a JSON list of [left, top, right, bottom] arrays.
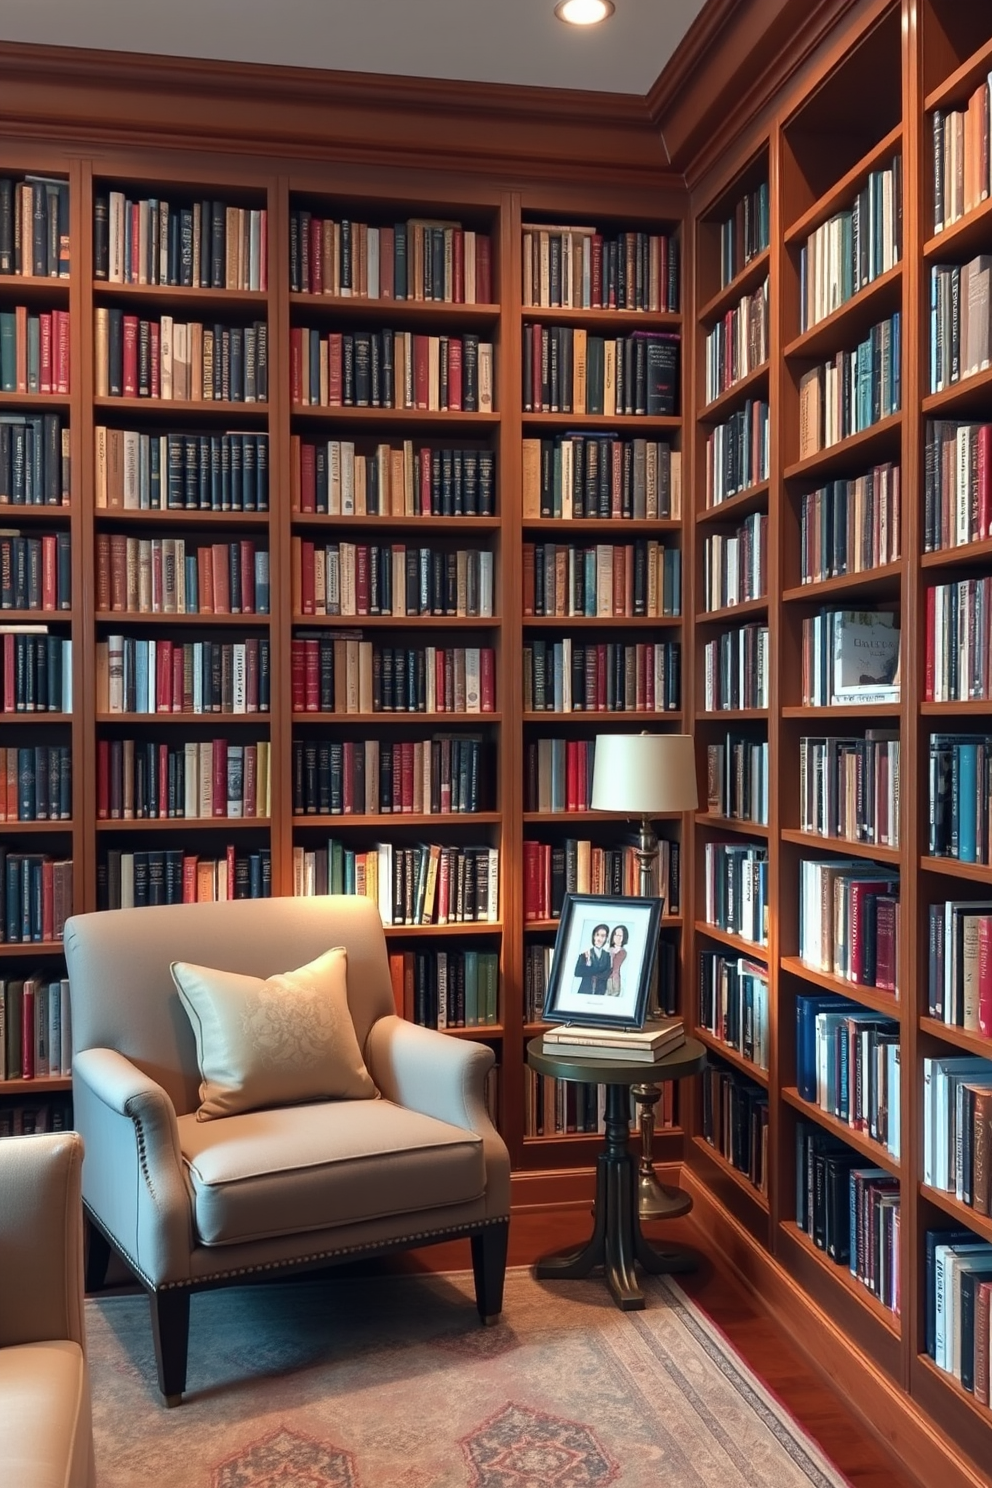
[[543, 1016, 686, 1062]]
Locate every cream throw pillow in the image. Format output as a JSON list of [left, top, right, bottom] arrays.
[[171, 947, 377, 1121]]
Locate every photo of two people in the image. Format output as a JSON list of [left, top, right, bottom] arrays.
[[543, 893, 664, 1030]]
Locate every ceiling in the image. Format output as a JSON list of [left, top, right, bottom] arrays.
[[0, 0, 708, 96]]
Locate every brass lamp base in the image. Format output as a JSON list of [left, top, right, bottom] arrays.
[[632, 1081, 693, 1223]]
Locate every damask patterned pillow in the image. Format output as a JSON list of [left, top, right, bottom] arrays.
[[171, 947, 378, 1121]]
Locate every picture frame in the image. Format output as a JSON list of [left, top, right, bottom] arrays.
[[542, 892, 664, 1030]]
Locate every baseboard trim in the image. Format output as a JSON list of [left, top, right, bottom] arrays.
[[510, 1162, 683, 1212], [680, 1169, 988, 1488]]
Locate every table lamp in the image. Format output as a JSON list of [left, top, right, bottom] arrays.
[[590, 732, 698, 1221]]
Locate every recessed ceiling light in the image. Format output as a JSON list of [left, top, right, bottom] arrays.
[[555, 0, 615, 25]]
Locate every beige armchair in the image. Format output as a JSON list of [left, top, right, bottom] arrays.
[[0, 1130, 95, 1488], [64, 894, 510, 1406]]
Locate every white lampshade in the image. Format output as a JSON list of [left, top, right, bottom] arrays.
[[590, 733, 698, 815]]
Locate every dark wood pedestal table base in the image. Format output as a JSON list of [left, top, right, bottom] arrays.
[[526, 1035, 707, 1311]]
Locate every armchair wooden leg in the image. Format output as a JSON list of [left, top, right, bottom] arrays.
[[84, 1218, 112, 1293], [471, 1220, 509, 1324], [149, 1289, 190, 1406]]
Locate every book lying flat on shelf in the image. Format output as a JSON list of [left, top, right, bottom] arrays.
[[543, 1016, 685, 1062], [832, 609, 901, 702]]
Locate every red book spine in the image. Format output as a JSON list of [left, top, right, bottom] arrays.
[[122, 315, 139, 396], [355, 544, 370, 615], [97, 738, 110, 818], [149, 322, 160, 399], [523, 840, 540, 920], [21, 983, 35, 1076], [305, 640, 320, 712], [2, 634, 13, 711], [979, 915, 992, 1038], [596, 644, 607, 710], [476, 235, 491, 304], [436, 648, 447, 711], [226, 843, 236, 900], [240, 540, 255, 613], [300, 442, 316, 514], [212, 738, 227, 817], [300, 539, 315, 616], [566, 740, 578, 812], [414, 335, 429, 409], [419, 446, 432, 515], [400, 741, 414, 813], [171, 642, 184, 713], [328, 333, 343, 405], [289, 327, 303, 403], [290, 639, 305, 711], [154, 639, 171, 711], [448, 338, 463, 411], [159, 742, 169, 819], [452, 228, 464, 303], [310, 217, 323, 296], [979, 423, 992, 541], [591, 235, 604, 308], [39, 312, 52, 394], [924, 584, 935, 701], [480, 648, 495, 712], [55, 310, 70, 395]]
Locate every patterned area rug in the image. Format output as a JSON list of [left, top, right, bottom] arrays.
[[86, 1267, 850, 1487]]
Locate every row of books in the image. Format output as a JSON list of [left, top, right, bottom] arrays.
[[0, 531, 71, 611], [292, 438, 495, 518], [701, 512, 767, 612], [0, 176, 70, 278], [701, 1063, 769, 1194], [795, 994, 900, 1155], [702, 621, 769, 711], [292, 736, 488, 818], [797, 312, 901, 459], [0, 974, 72, 1081], [698, 950, 769, 1071], [521, 435, 681, 521], [98, 847, 271, 908], [703, 398, 769, 508], [0, 413, 70, 507], [94, 311, 269, 403], [95, 428, 269, 513], [96, 535, 269, 616], [799, 731, 900, 849], [703, 278, 768, 405], [927, 900, 992, 1035], [928, 732, 992, 864], [524, 1073, 674, 1138], [703, 842, 768, 947], [290, 328, 493, 413], [292, 539, 494, 619], [923, 419, 991, 552], [523, 541, 681, 619], [925, 1226, 992, 1402], [0, 629, 72, 713], [96, 738, 271, 821], [923, 1055, 992, 1211], [796, 1124, 900, 1314], [798, 156, 901, 333], [389, 947, 499, 1030], [801, 607, 901, 707], [0, 745, 71, 822], [932, 74, 992, 233], [290, 841, 499, 926], [719, 182, 769, 288], [0, 851, 73, 944], [798, 858, 899, 992], [96, 194, 267, 291], [522, 325, 678, 417], [524, 738, 595, 815], [523, 637, 681, 716], [704, 735, 770, 826], [0, 308, 70, 395], [521, 225, 678, 312], [523, 837, 681, 921], [930, 255, 992, 392], [97, 635, 270, 715], [289, 214, 491, 303], [0, 1102, 73, 1137], [925, 579, 992, 705], [799, 463, 901, 583], [289, 636, 495, 715], [523, 940, 678, 1024]]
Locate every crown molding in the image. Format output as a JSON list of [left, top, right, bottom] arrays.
[[0, 40, 677, 191]]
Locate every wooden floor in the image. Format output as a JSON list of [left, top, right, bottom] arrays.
[[398, 1205, 921, 1488]]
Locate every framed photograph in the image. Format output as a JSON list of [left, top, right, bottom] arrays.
[[542, 893, 664, 1030]]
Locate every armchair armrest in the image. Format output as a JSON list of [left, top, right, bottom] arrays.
[[365, 1016, 510, 1218], [72, 1048, 193, 1288], [0, 1132, 85, 1350]]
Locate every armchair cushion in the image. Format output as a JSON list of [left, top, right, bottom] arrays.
[[177, 1100, 486, 1245], [172, 946, 377, 1120]]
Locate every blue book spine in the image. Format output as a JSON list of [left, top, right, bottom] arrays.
[[956, 743, 978, 863]]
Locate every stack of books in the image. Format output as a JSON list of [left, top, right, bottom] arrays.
[[542, 1016, 685, 1062]]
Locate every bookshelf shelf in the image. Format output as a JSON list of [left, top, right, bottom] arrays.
[[920, 700, 992, 716], [292, 812, 501, 828], [918, 856, 992, 885], [778, 1222, 901, 1340], [781, 702, 902, 719], [922, 195, 992, 264], [0, 391, 71, 410], [779, 956, 901, 1017], [92, 281, 268, 311], [382, 922, 502, 939], [0, 608, 74, 623], [921, 365, 992, 418], [525, 916, 682, 933], [522, 518, 681, 535], [696, 248, 771, 326], [290, 613, 497, 629], [522, 615, 681, 630], [521, 710, 673, 723], [0, 713, 73, 725], [93, 508, 271, 529], [695, 813, 770, 838], [694, 1027, 769, 1085], [0, 943, 66, 959], [781, 1086, 901, 1176], [0, 506, 72, 525], [923, 33, 992, 112], [919, 1185, 992, 1247], [95, 611, 271, 628], [0, 1075, 71, 1094], [0, 275, 70, 305], [95, 712, 270, 725], [520, 412, 681, 433], [699, 361, 769, 423], [293, 406, 500, 428], [918, 1017, 992, 1059], [782, 263, 902, 363], [522, 809, 683, 825], [915, 1354, 992, 1431], [291, 515, 501, 533], [695, 708, 769, 722], [95, 817, 271, 832], [781, 562, 903, 604], [696, 596, 768, 624], [782, 414, 902, 484], [920, 536, 992, 569], [520, 306, 680, 331], [691, 1133, 770, 1212], [779, 828, 901, 864], [0, 820, 73, 835], [92, 396, 267, 419], [695, 481, 770, 526], [783, 124, 903, 245], [694, 920, 768, 959], [288, 293, 501, 327], [293, 711, 501, 725]]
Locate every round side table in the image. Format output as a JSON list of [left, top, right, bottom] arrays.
[[526, 1034, 706, 1312]]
